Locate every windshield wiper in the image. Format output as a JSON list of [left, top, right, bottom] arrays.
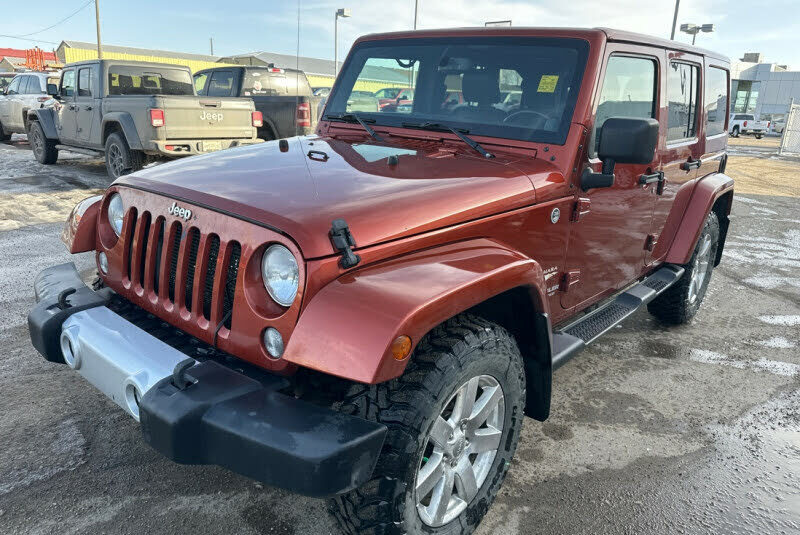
[[401, 121, 494, 159], [324, 113, 384, 141]]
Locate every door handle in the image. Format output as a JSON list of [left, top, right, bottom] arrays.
[[639, 170, 666, 195], [681, 158, 702, 171], [307, 150, 329, 162], [85, 106, 93, 111]]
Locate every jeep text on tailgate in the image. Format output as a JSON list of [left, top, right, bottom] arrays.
[[26, 59, 263, 178], [29, 27, 733, 535]]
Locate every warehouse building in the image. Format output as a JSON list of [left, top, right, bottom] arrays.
[[731, 52, 800, 124], [55, 40, 225, 73], [0, 47, 59, 72]]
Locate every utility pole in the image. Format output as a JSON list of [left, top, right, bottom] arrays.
[[414, 0, 419, 29], [209, 37, 214, 55], [670, 0, 680, 40], [94, 0, 103, 59]]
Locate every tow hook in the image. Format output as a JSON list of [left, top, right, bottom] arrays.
[[57, 288, 77, 309], [172, 358, 197, 390]]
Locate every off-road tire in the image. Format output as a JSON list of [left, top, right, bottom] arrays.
[[0, 120, 11, 142], [730, 126, 739, 137], [105, 132, 144, 178], [330, 314, 526, 535], [29, 121, 58, 164], [648, 211, 720, 324]]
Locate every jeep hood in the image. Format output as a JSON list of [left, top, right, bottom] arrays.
[[117, 136, 546, 259]]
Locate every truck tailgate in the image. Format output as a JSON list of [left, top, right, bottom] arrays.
[[158, 95, 255, 140]]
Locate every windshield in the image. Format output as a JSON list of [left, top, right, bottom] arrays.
[[325, 37, 589, 145], [107, 66, 194, 96]]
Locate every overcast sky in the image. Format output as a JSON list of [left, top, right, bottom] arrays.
[[2, 0, 799, 69]]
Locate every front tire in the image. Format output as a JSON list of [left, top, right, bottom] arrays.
[[0, 120, 11, 142], [29, 121, 58, 164], [648, 211, 719, 324], [330, 314, 526, 535], [105, 132, 144, 179], [730, 126, 740, 137]]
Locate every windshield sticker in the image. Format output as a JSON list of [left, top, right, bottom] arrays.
[[537, 75, 559, 93]]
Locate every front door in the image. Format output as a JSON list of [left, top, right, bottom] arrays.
[[562, 46, 662, 310], [75, 67, 98, 143], [647, 51, 705, 264], [56, 69, 78, 142]]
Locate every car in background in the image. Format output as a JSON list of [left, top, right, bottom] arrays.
[[0, 72, 16, 93], [346, 90, 379, 112], [729, 113, 769, 138], [194, 65, 322, 140], [313, 87, 331, 97], [772, 118, 786, 134], [375, 87, 413, 110], [0, 72, 60, 141], [379, 87, 414, 112]]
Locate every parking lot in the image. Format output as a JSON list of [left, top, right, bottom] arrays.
[[0, 134, 798, 534]]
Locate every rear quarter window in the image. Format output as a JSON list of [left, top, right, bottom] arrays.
[[704, 67, 728, 136], [667, 61, 700, 142]]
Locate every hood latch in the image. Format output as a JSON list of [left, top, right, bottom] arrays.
[[330, 219, 361, 269]]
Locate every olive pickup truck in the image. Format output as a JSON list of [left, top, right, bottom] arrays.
[[27, 59, 263, 178], [193, 65, 321, 140], [28, 28, 733, 535]]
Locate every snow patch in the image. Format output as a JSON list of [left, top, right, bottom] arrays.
[[756, 337, 797, 349], [689, 349, 798, 377], [758, 315, 800, 326]]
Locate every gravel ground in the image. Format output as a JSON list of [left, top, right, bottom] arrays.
[[0, 136, 798, 535]]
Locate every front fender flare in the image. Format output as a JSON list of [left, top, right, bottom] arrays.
[[283, 239, 547, 384], [101, 112, 143, 150], [28, 108, 59, 139], [665, 173, 734, 265]]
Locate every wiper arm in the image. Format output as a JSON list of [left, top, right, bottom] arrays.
[[401, 121, 494, 159], [324, 113, 384, 141]]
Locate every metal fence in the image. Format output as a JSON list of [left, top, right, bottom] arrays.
[[779, 103, 800, 155]]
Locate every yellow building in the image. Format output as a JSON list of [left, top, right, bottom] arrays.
[[56, 40, 227, 73]]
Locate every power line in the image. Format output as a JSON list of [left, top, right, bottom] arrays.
[[6, 0, 93, 39], [0, 34, 60, 45]]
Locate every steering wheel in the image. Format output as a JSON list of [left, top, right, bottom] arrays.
[[503, 109, 550, 125]]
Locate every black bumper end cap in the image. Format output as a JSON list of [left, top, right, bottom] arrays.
[[140, 361, 388, 497]]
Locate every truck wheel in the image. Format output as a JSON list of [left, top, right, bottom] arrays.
[[648, 211, 719, 324], [105, 132, 144, 178], [257, 127, 275, 141], [29, 121, 59, 164], [0, 120, 11, 142], [330, 314, 526, 535], [755, 133, 763, 139], [730, 126, 740, 137]]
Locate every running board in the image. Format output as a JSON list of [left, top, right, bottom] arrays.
[[551, 265, 685, 370], [56, 145, 104, 157]]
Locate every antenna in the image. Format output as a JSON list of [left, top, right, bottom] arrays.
[[296, 0, 301, 137]]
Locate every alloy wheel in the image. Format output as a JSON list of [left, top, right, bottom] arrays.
[[688, 233, 713, 304], [415, 374, 505, 527], [108, 144, 124, 177]]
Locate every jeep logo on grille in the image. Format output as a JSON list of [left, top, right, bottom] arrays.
[[168, 202, 192, 221], [200, 111, 223, 122]]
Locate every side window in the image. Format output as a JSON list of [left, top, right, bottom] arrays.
[[78, 68, 92, 97], [18, 76, 32, 94], [594, 55, 657, 153], [667, 61, 700, 141], [61, 70, 76, 98], [207, 71, 235, 97], [193, 73, 208, 95], [6, 77, 20, 95], [704, 67, 728, 136]]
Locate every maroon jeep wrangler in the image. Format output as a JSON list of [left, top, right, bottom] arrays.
[[29, 28, 732, 534]]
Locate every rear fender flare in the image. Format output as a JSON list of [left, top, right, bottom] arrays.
[[28, 109, 59, 139], [101, 112, 143, 150], [665, 173, 734, 265], [283, 238, 549, 385]]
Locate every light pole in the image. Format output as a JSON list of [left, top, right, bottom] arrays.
[[414, 0, 419, 29], [334, 8, 351, 78], [670, 0, 680, 40], [94, 0, 103, 59], [680, 23, 714, 45]]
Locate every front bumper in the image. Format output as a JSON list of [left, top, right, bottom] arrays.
[[149, 138, 263, 157], [27, 263, 386, 497]]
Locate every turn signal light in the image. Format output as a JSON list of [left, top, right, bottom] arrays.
[[252, 111, 263, 127], [150, 108, 165, 127], [391, 335, 412, 361]]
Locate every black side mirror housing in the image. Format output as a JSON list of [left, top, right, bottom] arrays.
[[46, 83, 59, 97], [582, 117, 660, 191]]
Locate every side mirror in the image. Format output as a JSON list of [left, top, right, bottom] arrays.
[[582, 117, 659, 191], [46, 83, 59, 97]]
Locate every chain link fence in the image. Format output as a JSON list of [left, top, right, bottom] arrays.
[[778, 103, 800, 155]]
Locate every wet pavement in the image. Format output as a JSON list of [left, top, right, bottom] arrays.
[[0, 137, 798, 534]]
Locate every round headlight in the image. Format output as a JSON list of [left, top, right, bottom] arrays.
[[261, 244, 299, 307], [107, 193, 124, 237]]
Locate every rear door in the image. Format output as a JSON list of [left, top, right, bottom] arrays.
[[2, 76, 23, 128], [646, 51, 704, 265], [561, 46, 661, 309]]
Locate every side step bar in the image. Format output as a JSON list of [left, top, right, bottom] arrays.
[[552, 265, 685, 370], [56, 145, 104, 158]]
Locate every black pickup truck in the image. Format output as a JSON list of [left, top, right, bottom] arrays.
[[193, 65, 321, 140]]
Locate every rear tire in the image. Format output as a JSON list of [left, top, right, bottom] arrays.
[[730, 126, 740, 137], [330, 314, 526, 535], [755, 133, 763, 139], [0, 120, 11, 142], [29, 121, 58, 164], [648, 211, 719, 324], [105, 132, 144, 179]]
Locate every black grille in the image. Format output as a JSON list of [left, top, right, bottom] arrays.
[[168, 222, 182, 302], [223, 241, 241, 329], [125, 209, 138, 281], [137, 214, 151, 287], [184, 229, 201, 312], [203, 235, 220, 321], [153, 219, 165, 294]]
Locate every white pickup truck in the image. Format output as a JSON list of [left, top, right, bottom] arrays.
[[729, 113, 769, 138]]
